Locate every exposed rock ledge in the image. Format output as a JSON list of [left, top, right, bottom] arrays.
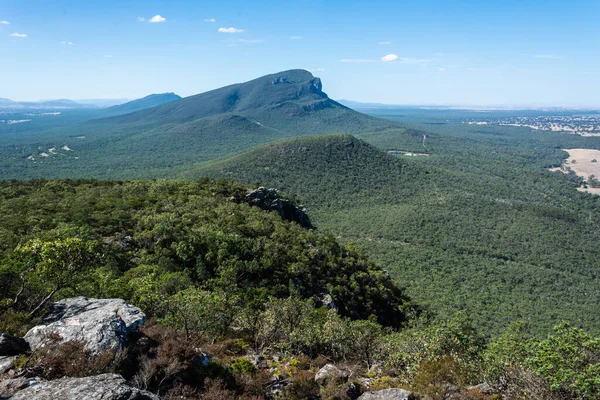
[[242, 187, 312, 229], [2, 374, 158, 400], [24, 297, 145, 356]]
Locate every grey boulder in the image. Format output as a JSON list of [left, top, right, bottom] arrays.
[[0, 356, 18, 374], [24, 297, 145, 356], [6, 374, 158, 400], [358, 388, 416, 400], [315, 364, 348, 386]]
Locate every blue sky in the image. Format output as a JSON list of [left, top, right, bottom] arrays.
[[1, 0, 599, 107]]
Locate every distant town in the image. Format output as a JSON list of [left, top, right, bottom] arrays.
[[463, 115, 600, 136]]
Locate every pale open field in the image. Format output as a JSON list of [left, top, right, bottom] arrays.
[[557, 149, 600, 194]]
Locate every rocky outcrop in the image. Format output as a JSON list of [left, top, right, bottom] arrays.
[[358, 388, 415, 400], [244, 187, 312, 229], [4, 374, 158, 400], [24, 297, 145, 356], [0, 334, 29, 356], [316, 294, 337, 310], [0, 356, 17, 374], [315, 364, 349, 386], [0, 376, 42, 398]]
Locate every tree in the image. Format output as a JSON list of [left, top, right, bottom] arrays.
[[160, 288, 238, 344], [349, 318, 384, 369], [16, 238, 104, 316]]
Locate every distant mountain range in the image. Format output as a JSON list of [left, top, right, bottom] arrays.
[[0, 93, 180, 111]]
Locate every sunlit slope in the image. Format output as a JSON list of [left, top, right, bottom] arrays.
[[189, 133, 600, 336]]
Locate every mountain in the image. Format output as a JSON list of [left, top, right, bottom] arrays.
[[76, 98, 129, 107], [0, 98, 15, 106], [0, 70, 420, 179], [94, 70, 404, 136], [38, 99, 82, 107], [104, 93, 181, 115]]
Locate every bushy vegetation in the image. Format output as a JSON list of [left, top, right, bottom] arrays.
[[0, 179, 598, 399], [192, 133, 600, 336]]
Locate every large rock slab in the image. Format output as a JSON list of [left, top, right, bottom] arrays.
[[6, 374, 158, 400], [358, 388, 415, 400], [0, 333, 29, 356], [24, 297, 145, 356]]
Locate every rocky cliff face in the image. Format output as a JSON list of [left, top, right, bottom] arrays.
[[243, 187, 312, 229]]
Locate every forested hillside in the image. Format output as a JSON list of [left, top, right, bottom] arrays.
[[191, 134, 600, 336], [1, 179, 598, 400]]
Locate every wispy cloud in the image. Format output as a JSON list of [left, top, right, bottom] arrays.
[[532, 54, 563, 59], [0, 20, 9, 25], [378, 41, 392, 45], [438, 68, 447, 72], [137, 17, 145, 22], [218, 27, 244, 33], [204, 18, 216, 23], [342, 55, 431, 64], [61, 41, 74, 45], [289, 36, 303, 40], [308, 68, 327, 73], [104, 55, 113, 58], [149, 15, 166, 23], [10, 32, 27, 38]]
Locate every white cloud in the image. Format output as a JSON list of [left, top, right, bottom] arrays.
[[104, 55, 113, 58], [137, 17, 145, 22], [342, 55, 432, 64], [204, 18, 216, 23], [218, 27, 244, 33], [378, 41, 392, 45], [61, 41, 74, 45], [289, 36, 303, 40], [438, 68, 447, 72], [0, 20, 9, 25], [308, 68, 327, 73], [10, 32, 27, 38], [149, 15, 166, 23]]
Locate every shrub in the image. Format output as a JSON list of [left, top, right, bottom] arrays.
[[0, 309, 31, 337], [28, 339, 123, 380], [283, 370, 320, 400], [411, 355, 469, 400], [230, 358, 257, 375], [526, 323, 600, 400], [201, 379, 236, 400]]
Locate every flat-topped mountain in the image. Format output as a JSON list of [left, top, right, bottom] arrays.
[[91, 69, 404, 137]]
